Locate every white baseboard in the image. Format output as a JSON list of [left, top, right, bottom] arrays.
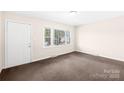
[[32, 51, 74, 62], [4, 51, 75, 69], [77, 50, 124, 62]]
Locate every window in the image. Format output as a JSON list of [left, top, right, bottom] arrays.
[[43, 28, 71, 47], [54, 30, 65, 45], [44, 28, 51, 47], [66, 31, 70, 44]]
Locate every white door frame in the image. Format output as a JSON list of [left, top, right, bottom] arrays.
[[5, 19, 32, 68]]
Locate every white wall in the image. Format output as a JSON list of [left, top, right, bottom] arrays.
[[3, 12, 75, 64], [0, 12, 4, 72], [76, 16, 124, 61], [2, 11, 124, 70], [0, 12, 2, 72]]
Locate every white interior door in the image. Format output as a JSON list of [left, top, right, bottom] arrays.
[[5, 21, 31, 68]]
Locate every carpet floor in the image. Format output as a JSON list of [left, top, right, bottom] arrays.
[[0, 52, 124, 81]]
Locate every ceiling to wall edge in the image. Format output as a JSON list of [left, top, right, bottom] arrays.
[[12, 11, 124, 26]]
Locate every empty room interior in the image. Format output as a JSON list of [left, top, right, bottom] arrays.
[[0, 11, 124, 81]]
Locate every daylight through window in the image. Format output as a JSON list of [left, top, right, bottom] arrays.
[[44, 28, 70, 47], [44, 28, 51, 47]]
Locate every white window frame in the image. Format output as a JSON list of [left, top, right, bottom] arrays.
[[43, 27, 71, 48], [43, 28, 51, 48], [53, 29, 66, 46], [65, 31, 71, 44]]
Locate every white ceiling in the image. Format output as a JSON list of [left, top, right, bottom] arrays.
[[14, 11, 124, 26]]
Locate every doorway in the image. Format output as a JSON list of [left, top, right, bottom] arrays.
[[5, 20, 31, 68]]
